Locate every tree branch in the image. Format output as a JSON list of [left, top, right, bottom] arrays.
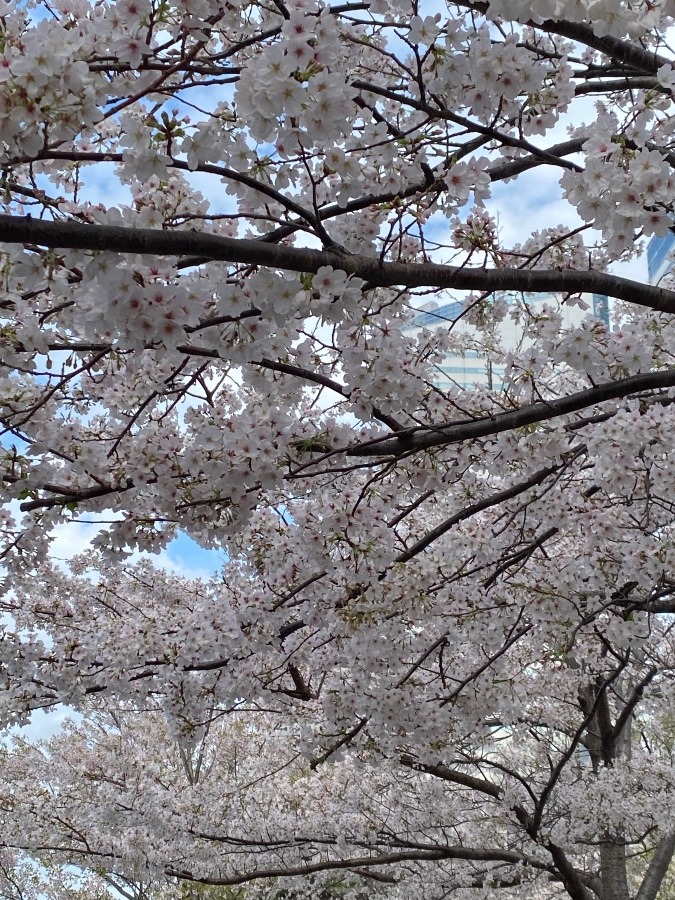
[[395, 456, 577, 563], [165, 847, 501, 887], [346, 370, 675, 457], [1, 215, 674, 312]]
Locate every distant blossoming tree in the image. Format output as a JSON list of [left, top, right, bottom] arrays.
[[2, 0, 675, 897]]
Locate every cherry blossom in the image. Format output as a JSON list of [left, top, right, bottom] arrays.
[[1, 0, 675, 897]]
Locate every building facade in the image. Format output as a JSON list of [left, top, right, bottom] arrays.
[[647, 232, 675, 284], [408, 291, 611, 393]]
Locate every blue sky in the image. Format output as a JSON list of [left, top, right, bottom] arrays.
[[167, 530, 224, 575]]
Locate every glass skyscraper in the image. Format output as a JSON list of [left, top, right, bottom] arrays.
[[647, 232, 675, 284]]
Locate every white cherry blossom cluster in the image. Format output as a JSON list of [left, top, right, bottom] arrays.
[[0, 0, 675, 896]]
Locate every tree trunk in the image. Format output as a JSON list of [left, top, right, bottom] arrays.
[[600, 841, 630, 900], [635, 830, 675, 900]]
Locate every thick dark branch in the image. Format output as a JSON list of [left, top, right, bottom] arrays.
[[541, 20, 670, 75], [19, 479, 136, 512], [347, 370, 675, 457], [575, 77, 666, 95], [166, 847, 494, 887], [351, 868, 397, 884], [546, 843, 594, 900], [487, 139, 585, 181], [1, 215, 674, 312], [400, 755, 501, 797], [459, 1, 669, 74], [382, 836, 536, 867]]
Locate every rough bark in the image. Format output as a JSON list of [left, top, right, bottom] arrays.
[[635, 831, 675, 900]]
